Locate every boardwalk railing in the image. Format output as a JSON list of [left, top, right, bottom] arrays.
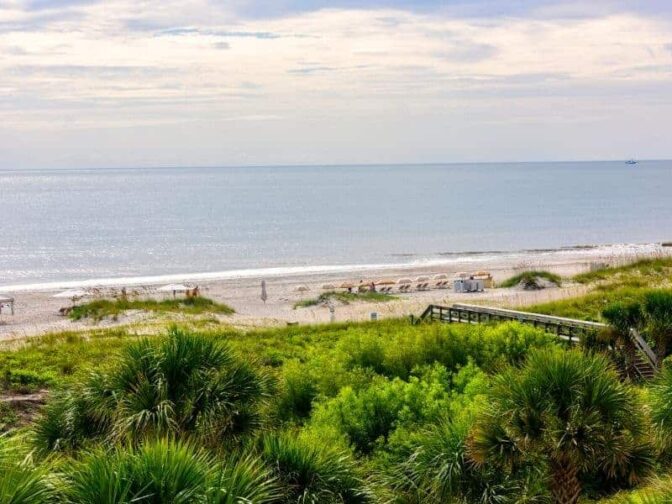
[[416, 303, 658, 377], [418, 303, 605, 343]]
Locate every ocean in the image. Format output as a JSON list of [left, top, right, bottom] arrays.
[[1, 161, 670, 289]]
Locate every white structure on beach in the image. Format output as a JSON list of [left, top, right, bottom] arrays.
[[0, 295, 15, 315]]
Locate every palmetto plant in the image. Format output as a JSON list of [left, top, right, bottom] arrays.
[[35, 328, 271, 451], [643, 290, 672, 362], [601, 302, 645, 378], [392, 419, 539, 504], [649, 365, 672, 455], [60, 439, 211, 504], [0, 433, 55, 504], [206, 452, 280, 504], [469, 349, 654, 504], [260, 432, 373, 503]]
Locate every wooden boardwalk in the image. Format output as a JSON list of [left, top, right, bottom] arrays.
[[417, 303, 605, 343], [416, 303, 658, 379]]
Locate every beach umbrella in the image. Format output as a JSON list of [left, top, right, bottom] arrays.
[[376, 279, 397, 286], [397, 278, 412, 284], [322, 284, 337, 290], [339, 282, 354, 289], [157, 284, 190, 298], [454, 272, 469, 278], [433, 274, 448, 280], [261, 280, 268, 303], [416, 276, 430, 282], [295, 285, 310, 293]]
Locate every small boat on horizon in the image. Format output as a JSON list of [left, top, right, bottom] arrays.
[[625, 159, 638, 165]]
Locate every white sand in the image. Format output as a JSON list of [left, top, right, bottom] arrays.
[[1, 246, 669, 341]]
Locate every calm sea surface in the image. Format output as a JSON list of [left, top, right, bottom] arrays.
[[1, 161, 671, 287]]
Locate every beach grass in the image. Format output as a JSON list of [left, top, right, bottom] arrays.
[[0, 328, 133, 393], [499, 270, 562, 289], [522, 258, 672, 321], [293, 290, 396, 309], [574, 257, 672, 285], [69, 296, 235, 322]]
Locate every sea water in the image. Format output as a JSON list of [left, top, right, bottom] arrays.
[[1, 161, 670, 289]]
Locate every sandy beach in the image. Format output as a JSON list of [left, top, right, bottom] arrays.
[[2, 245, 668, 341]]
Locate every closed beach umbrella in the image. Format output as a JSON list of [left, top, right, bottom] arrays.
[[261, 280, 268, 303]]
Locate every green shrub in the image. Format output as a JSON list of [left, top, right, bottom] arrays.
[[340, 322, 556, 380], [274, 360, 319, 422], [310, 363, 484, 454]]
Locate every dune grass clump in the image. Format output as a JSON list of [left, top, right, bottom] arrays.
[[69, 296, 234, 322], [499, 270, 562, 289], [35, 328, 270, 451], [294, 291, 395, 309]]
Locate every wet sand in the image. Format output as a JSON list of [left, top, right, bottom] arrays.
[[3, 246, 665, 341]]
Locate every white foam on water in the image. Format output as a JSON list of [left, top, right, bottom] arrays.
[[0, 242, 666, 293]]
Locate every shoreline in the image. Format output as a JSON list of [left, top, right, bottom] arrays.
[[0, 242, 667, 293], [1, 243, 670, 341]]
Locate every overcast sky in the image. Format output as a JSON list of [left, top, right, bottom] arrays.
[[1, 0, 671, 168]]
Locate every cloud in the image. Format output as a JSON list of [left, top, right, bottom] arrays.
[[288, 65, 336, 75], [1, 1, 671, 167], [435, 42, 498, 63]]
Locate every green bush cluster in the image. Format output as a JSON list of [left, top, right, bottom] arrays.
[[2, 310, 672, 503]]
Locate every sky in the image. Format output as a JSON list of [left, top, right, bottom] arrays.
[[1, 0, 671, 168]]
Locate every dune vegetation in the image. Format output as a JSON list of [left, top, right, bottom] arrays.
[[499, 270, 562, 289], [293, 290, 396, 309], [526, 257, 672, 321], [69, 296, 235, 322], [1, 259, 672, 502]]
